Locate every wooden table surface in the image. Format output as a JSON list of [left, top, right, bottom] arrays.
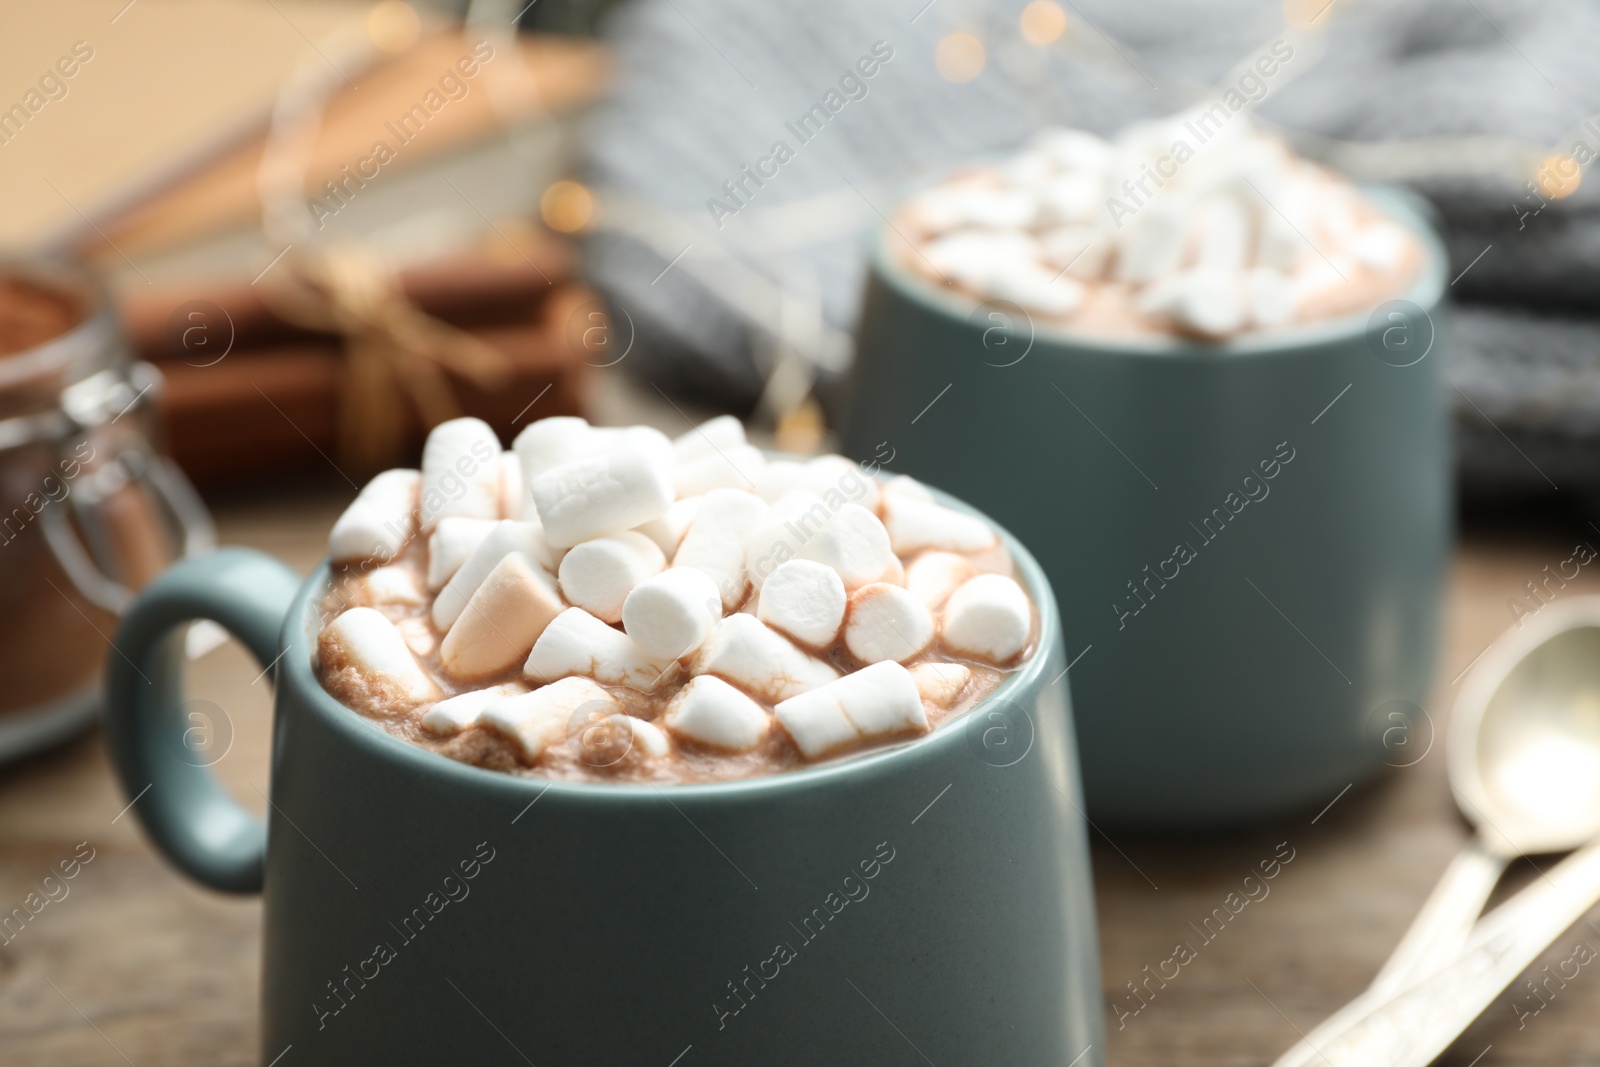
[[3, 487, 1600, 1066]]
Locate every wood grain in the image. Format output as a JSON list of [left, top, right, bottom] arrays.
[[2, 497, 1599, 1064]]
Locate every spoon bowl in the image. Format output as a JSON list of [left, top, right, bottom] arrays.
[[1450, 596, 1600, 857]]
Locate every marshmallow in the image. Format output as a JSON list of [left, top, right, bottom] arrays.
[[672, 415, 747, 462], [794, 503, 894, 591], [512, 416, 596, 484], [1246, 267, 1297, 328], [1190, 195, 1252, 271], [663, 675, 772, 751], [882, 474, 934, 506], [426, 516, 498, 591], [775, 661, 928, 760], [942, 574, 1033, 663], [481, 676, 620, 763], [1036, 172, 1103, 225], [910, 662, 971, 707], [569, 713, 672, 765], [751, 457, 878, 510], [674, 488, 768, 610], [883, 497, 999, 555], [1138, 266, 1246, 338], [1040, 226, 1109, 280], [622, 567, 725, 660], [905, 551, 977, 608], [911, 184, 1037, 232], [440, 552, 565, 680], [1115, 201, 1190, 283], [923, 230, 1040, 288], [675, 443, 765, 497], [420, 417, 502, 531], [364, 565, 427, 606], [692, 613, 840, 703], [432, 520, 553, 630], [558, 531, 666, 623], [328, 469, 419, 564], [635, 495, 702, 558], [524, 607, 671, 692], [497, 451, 524, 519], [321, 607, 439, 704], [757, 559, 847, 649], [421, 682, 526, 736], [843, 583, 935, 664], [985, 262, 1084, 317], [881, 552, 906, 586], [529, 441, 674, 549], [1350, 221, 1409, 272]]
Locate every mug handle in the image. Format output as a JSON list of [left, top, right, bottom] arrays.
[[103, 548, 303, 894]]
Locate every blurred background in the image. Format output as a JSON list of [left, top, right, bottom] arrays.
[[6, 1, 1600, 1064]]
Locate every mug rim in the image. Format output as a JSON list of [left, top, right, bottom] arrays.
[[869, 174, 1448, 358], [278, 484, 1064, 804]]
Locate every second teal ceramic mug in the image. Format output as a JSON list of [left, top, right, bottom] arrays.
[[102, 497, 1104, 1064], [842, 188, 1450, 829]]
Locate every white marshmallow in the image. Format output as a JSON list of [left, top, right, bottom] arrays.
[[364, 565, 426, 606], [882, 474, 934, 506], [692, 613, 840, 703], [1115, 200, 1190, 283], [1139, 266, 1246, 338], [421, 682, 526, 736], [1190, 195, 1252, 271], [440, 552, 565, 680], [794, 503, 894, 591], [674, 488, 768, 610], [635, 495, 702, 558], [905, 551, 977, 608], [881, 553, 906, 586], [524, 607, 671, 692], [912, 185, 1036, 232], [1246, 267, 1297, 328], [530, 442, 674, 549], [1036, 172, 1103, 225], [883, 497, 998, 555], [910, 662, 971, 707], [806, 455, 881, 511], [672, 415, 747, 462], [328, 469, 418, 564], [420, 417, 502, 531], [775, 661, 927, 760], [843, 583, 935, 664], [757, 559, 847, 649], [481, 676, 619, 762], [426, 516, 498, 591], [622, 567, 725, 660], [497, 451, 524, 519], [624, 716, 671, 758], [1040, 226, 1109, 280], [942, 574, 1033, 663], [570, 714, 672, 763], [923, 230, 1040, 289], [675, 443, 765, 497], [985, 262, 1084, 317], [663, 675, 772, 751], [558, 531, 666, 623], [512, 416, 596, 484], [322, 607, 439, 704], [432, 520, 553, 630], [1350, 221, 1408, 272]]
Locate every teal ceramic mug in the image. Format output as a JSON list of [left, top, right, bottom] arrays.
[[102, 501, 1104, 1064], [841, 187, 1449, 829]]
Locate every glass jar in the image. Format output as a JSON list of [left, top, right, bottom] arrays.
[[0, 260, 211, 761]]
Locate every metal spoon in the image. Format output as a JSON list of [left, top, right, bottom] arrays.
[[1272, 596, 1600, 1067]]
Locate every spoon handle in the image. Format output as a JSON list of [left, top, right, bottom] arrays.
[[1274, 837, 1600, 1067], [1367, 838, 1508, 996]]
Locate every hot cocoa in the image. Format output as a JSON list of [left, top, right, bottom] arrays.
[[316, 416, 1038, 784], [891, 110, 1422, 341]]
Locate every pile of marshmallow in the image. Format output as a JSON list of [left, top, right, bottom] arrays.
[[318, 415, 1034, 769], [898, 109, 1415, 338]]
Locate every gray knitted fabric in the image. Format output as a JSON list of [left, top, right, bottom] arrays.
[[580, 0, 1600, 502]]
